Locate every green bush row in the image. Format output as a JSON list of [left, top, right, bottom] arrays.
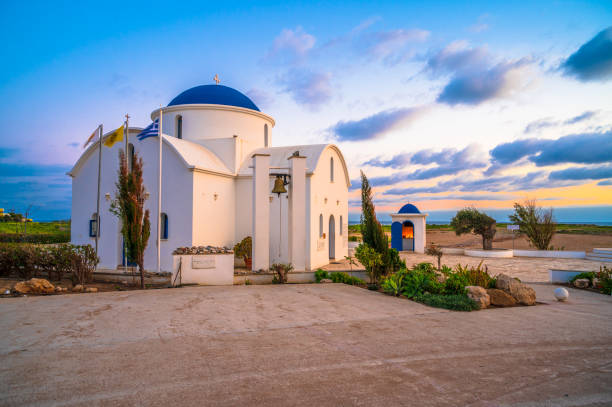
[[0, 232, 70, 244], [315, 269, 365, 285], [0, 243, 98, 284]]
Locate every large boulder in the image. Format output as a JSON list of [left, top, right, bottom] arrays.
[[495, 274, 536, 306], [573, 279, 589, 289], [486, 288, 517, 307], [13, 278, 55, 295], [465, 286, 490, 309]]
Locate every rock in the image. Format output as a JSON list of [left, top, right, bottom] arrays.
[[465, 286, 490, 309], [55, 286, 63, 292], [72, 284, 84, 292], [573, 278, 589, 289], [486, 289, 517, 307], [592, 278, 600, 288], [320, 278, 333, 283], [554, 287, 569, 301], [85, 287, 98, 293], [13, 278, 55, 295], [496, 273, 537, 306]]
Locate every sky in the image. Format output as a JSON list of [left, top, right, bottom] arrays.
[[1, 0, 611, 220]]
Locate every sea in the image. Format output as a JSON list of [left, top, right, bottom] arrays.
[[348, 205, 612, 226]]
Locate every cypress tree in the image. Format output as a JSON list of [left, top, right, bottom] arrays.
[[359, 171, 388, 254]]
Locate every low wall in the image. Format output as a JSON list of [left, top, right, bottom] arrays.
[[234, 270, 370, 285], [440, 248, 465, 255], [549, 269, 591, 283], [514, 250, 586, 259], [172, 254, 234, 286], [464, 249, 514, 258]]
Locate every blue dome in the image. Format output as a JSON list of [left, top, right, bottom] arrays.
[[398, 203, 421, 214], [168, 85, 260, 111]]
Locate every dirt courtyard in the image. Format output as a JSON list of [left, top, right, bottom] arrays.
[[1, 284, 611, 406]]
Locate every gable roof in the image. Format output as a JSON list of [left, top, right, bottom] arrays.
[[238, 144, 351, 187]]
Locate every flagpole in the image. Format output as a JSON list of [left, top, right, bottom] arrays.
[[157, 106, 163, 274], [95, 124, 103, 260], [123, 114, 129, 270]]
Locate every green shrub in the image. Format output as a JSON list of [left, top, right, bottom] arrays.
[[0, 243, 98, 281], [329, 271, 364, 285], [454, 261, 496, 288], [444, 272, 469, 295], [270, 263, 293, 284], [381, 263, 443, 298], [355, 243, 384, 284], [315, 269, 329, 282], [569, 271, 595, 284], [413, 293, 479, 311], [597, 266, 612, 295]]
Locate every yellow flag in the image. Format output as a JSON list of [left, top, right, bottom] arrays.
[[103, 125, 124, 147]]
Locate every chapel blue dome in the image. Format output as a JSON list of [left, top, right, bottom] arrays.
[[398, 203, 421, 214], [168, 85, 260, 111]]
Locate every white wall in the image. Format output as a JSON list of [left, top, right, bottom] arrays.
[[192, 171, 235, 248], [306, 147, 349, 270], [71, 131, 195, 273]]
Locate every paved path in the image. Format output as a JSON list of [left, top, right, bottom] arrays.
[[324, 251, 606, 282], [1, 284, 611, 406]]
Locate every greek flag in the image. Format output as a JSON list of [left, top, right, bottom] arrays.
[[137, 119, 159, 141]]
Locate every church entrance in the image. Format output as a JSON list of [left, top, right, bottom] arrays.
[[329, 215, 335, 259], [402, 220, 414, 252]]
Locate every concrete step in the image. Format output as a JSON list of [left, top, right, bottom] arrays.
[[593, 248, 612, 255], [585, 253, 612, 262]]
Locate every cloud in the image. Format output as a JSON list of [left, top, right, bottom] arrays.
[[351, 16, 382, 34], [360, 28, 430, 64], [561, 26, 612, 82], [425, 41, 489, 77], [0, 161, 71, 221], [413, 194, 516, 201], [364, 144, 487, 172], [524, 111, 598, 133], [489, 131, 612, 167], [265, 27, 315, 64], [437, 58, 531, 105], [598, 179, 612, 186], [425, 41, 532, 106], [549, 165, 612, 181], [279, 69, 332, 109], [329, 107, 425, 141], [245, 88, 274, 109]]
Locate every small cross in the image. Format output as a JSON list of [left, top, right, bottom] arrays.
[[125, 113, 130, 121], [214, 74, 220, 85]]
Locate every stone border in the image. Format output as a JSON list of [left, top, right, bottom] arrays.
[[464, 249, 514, 258], [440, 247, 465, 255], [514, 250, 585, 259]]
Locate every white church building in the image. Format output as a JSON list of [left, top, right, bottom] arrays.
[[69, 83, 350, 273]]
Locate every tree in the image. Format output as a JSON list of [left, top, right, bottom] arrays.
[[359, 171, 403, 277], [359, 171, 388, 254], [509, 200, 556, 250], [110, 150, 151, 288], [425, 243, 443, 270], [450, 208, 497, 250]]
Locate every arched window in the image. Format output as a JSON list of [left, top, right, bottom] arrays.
[[89, 212, 99, 237], [264, 124, 269, 147], [330, 157, 334, 182], [160, 213, 168, 240], [176, 115, 183, 139], [319, 214, 323, 237], [340, 215, 343, 235], [128, 143, 135, 171]]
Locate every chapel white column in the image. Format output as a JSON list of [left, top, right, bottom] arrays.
[[252, 153, 270, 271], [288, 154, 306, 271]]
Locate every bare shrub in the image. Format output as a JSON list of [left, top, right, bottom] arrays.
[[509, 200, 556, 250]]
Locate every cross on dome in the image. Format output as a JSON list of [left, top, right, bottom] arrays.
[[214, 74, 220, 85]]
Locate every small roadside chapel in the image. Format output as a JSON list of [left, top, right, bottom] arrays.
[[390, 203, 427, 253]]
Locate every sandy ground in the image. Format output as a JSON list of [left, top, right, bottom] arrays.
[[1, 284, 611, 406], [426, 230, 612, 251]]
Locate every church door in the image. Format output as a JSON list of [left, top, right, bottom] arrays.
[[329, 215, 335, 259]]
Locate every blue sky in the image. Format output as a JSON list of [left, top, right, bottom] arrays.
[[1, 1, 611, 220]]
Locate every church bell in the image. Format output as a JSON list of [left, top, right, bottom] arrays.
[[272, 175, 287, 196]]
